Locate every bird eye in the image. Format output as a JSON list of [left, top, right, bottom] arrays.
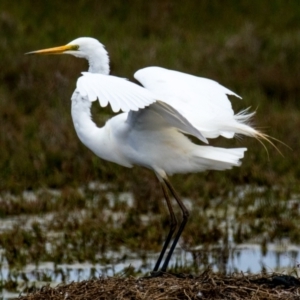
[[71, 45, 79, 51]]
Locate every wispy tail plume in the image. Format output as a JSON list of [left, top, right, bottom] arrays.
[[233, 108, 285, 157]]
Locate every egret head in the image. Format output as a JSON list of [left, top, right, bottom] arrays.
[[26, 37, 110, 74], [26, 37, 104, 57]]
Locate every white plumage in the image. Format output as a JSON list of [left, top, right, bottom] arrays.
[[77, 72, 157, 112], [27, 37, 267, 274]]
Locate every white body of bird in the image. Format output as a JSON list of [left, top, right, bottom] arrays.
[[71, 94, 246, 179], [27, 37, 268, 274]]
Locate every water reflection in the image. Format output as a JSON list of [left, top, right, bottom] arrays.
[[1, 243, 299, 286]]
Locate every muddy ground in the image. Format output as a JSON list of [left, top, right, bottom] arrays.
[[20, 271, 300, 300]]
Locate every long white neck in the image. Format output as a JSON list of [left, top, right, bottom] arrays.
[[71, 94, 111, 160], [87, 46, 110, 74], [70, 40, 132, 166], [71, 91, 131, 167], [71, 42, 111, 154], [71, 94, 101, 148]]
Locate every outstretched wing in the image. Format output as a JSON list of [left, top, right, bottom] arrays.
[[127, 101, 208, 144], [76, 72, 158, 113], [134, 67, 247, 139]]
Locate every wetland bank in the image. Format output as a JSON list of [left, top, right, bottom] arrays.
[[1, 1, 300, 299]]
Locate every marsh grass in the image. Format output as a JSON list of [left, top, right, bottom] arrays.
[[17, 271, 300, 300], [1, 1, 300, 192], [0, 184, 298, 273]]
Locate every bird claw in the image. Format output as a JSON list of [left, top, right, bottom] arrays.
[[143, 270, 166, 278], [144, 270, 194, 279]]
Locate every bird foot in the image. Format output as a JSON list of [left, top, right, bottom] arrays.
[[144, 270, 194, 279], [142, 270, 166, 278]]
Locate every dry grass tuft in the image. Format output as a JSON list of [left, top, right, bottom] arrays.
[[20, 271, 300, 300]]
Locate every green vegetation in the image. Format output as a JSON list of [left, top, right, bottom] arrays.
[[0, 0, 300, 293], [1, 0, 300, 192]]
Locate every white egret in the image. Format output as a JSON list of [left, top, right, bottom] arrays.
[[27, 37, 271, 275]]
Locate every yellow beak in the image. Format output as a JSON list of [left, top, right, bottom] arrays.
[[26, 44, 77, 55]]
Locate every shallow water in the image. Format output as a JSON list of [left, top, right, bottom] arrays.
[[1, 242, 299, 299], [0, 183, 299, 298]]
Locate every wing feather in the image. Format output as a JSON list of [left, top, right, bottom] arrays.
[[76, 72, 157, 113], [127, 101, 208, 144], [134, 67, 246, 139]]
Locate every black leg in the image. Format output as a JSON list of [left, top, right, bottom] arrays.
[[160, 177, 190, 272], [152, 181, 177, 272]]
